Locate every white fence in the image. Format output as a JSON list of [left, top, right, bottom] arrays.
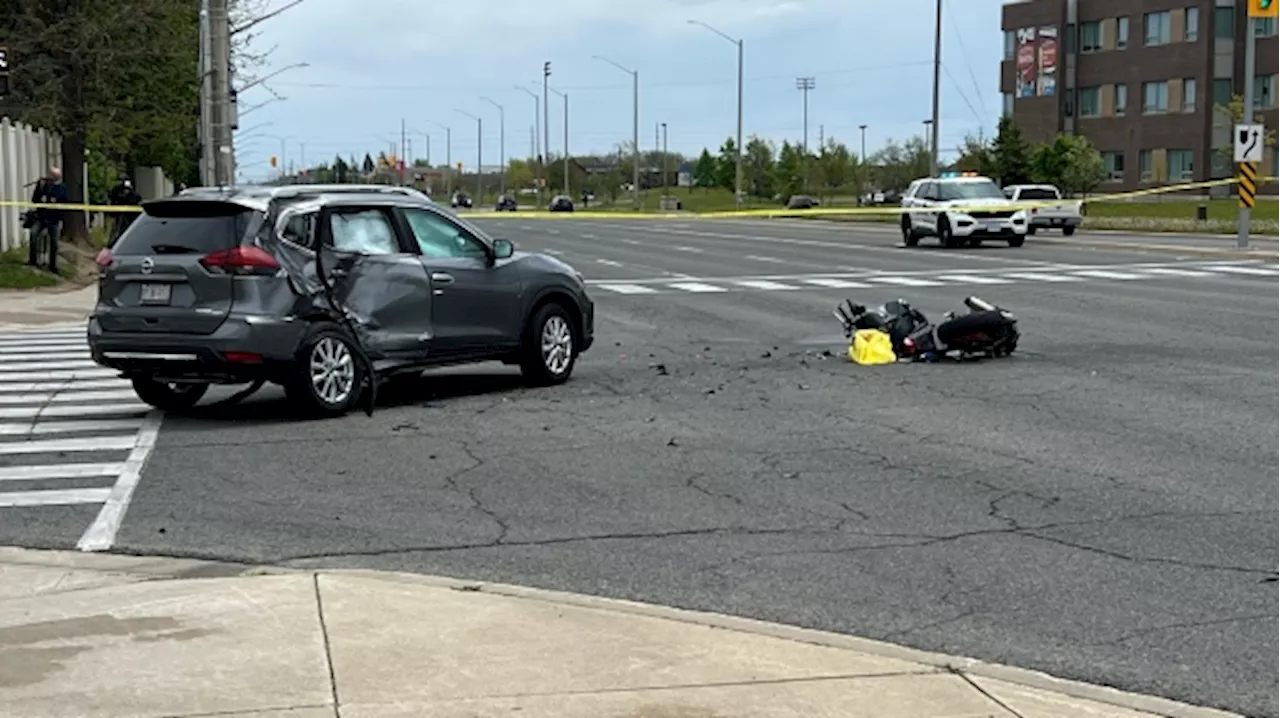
[[0, 117, 63, 253]]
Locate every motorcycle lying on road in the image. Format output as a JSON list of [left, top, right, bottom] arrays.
[[833, 296, 1020, 362]]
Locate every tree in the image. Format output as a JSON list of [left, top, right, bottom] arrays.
[[954, 134, 995, 176], [774, 141, 804, 200], [872, 137, 930, 193], [505, 159, 535, 191], [744, 135, 777, 198], [693, 149, 717, 190], [362, 154, 376, 174], [989, 116, 1033, 187], [1057, 135, 1107, 197], [1030, 134, 1073, 187], [817, 139, 853, 197], [715, 137, 738, 191], [1213, 94, 1278, 173]]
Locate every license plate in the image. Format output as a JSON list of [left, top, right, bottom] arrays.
[[139, 283, 171, 304], [985, 221, 1004, 232]]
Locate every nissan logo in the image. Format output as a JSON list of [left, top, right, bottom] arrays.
[[140, 257, 155, 275]]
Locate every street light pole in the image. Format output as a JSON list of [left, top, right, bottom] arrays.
[[858, 124, 868, 201], [796, 77, 815, 191], [661, 122, 668, 198], [593, 55, 640, 210], [456, 109, 482, 200], [688, 20, 744, 210], [482, 97, 506, 194], [514, 85, 541, 206], [928, 0, 942, 178], [548, 87, 571, 195], [429, 121, 452, 195], [543, 62, 552, 203]]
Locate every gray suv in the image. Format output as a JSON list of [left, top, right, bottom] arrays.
[[88, 185, 595, 417]]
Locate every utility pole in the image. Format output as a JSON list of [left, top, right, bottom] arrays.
[[209, 0, 232, 186], [482, 97, 506, 194], [929, 0, 943, 178], [593, 55, 640, 209], [400, 118, 407, 185], [543, 62, 551, 203], [198, 0, 214, 186], [859, 124, 868, 201], [455, 110, 482, 200], [688, 21, 745, 210], [661, 122, 668, 197], [796, 76, 815, 191], [547, 87, 570, 195], [424, 133, 431, 166], [1237, 6, 1265, 250], [515, 86, 541, 206]]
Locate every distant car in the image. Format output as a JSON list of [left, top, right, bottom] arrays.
[[451, 191, 473, 209], [496, 195, 518, 211], [785, 194, 819, 210], [88, 186, 595, 418], [1003, 184, 1081, 236], [549, 195, 575, 212], [900, 175, 1029, 248]]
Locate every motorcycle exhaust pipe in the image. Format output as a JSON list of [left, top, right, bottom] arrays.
[[964, 296, 996, 312]]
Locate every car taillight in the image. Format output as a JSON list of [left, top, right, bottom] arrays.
[[200, 246, 280, 276], [95, 248, 114, 267]]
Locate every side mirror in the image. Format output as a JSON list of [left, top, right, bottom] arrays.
[[492, 238, 515, 260]]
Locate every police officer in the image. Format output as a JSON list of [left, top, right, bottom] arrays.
[[108, 173, 142, 242]]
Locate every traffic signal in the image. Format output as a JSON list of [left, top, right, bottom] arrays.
[[270, 156, 277, 168], [544, 61, 551, 78]]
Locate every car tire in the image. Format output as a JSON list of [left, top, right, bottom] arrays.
[[900, 217, 919, 247], [1007, 234, 1026, 248], [284, 323, 367, 418], [938, 219, 961, 248], [1062, 226, 1076, 236], [131, 377, 208, 412], [967, 237, 983, 248], [1027, 226, 1038, 236], [520, 302, 577, 386]]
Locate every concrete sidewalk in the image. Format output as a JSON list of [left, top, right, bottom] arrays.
[[0, 284, 96, 331], [0, 548, 1241, 718]]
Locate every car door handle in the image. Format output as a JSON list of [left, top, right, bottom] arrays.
[[329, 267, 349, 278], [431, 272, 454, 284]]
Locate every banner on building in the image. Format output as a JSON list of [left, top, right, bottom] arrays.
[[1015, 27, 1037, 98], [1037, 26, 1058, 97]]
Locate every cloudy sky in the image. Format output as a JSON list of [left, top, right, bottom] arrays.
[[233, 0, 1004, 182]]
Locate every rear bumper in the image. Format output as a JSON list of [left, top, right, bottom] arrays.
[[1030, 215, 1081, 228], [87, 313, 307, 383]]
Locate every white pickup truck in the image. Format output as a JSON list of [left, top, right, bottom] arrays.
[[1003, 184, 1082, 236]]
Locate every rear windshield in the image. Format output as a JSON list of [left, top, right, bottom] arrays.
[[1015, 187, 1060, 200], [112, 204, 261, 256]]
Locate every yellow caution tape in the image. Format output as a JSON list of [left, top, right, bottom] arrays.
[[0, 176, 1274, 219]]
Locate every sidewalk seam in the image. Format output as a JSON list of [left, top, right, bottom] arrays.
[[311, 573, 342, 718], [951, 666, 1025, 718]]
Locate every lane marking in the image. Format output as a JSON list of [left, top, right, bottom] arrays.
[[744, 255, 787, 264], [0, 378, 128, 394], [0, 341, 88, 353], [1001, 272, 1085, 282], [0, 434, 137, 455], [734, 280, 800, 291], [0, 403, 150, 420], [0, 369, 119, 382], [1202, 265, 1279, 276], [1138, 267, 1215, 277], [0, 462, 125, 482], [867, 276, 945, 287], [1070, 269, 1148, 280], [0, 350, 88, 363], [667, 282, 728, 293], [798, 278, 874, 288], [0, 360, 98, 373], [595, 259, 624, 267], [934, 274, 1014, 285], [595, 283, 659, 295], [673, 245, 704, 253], [79, 411, 165, 552], [0, 488, 114, 508], [0, 418, 145, 436], [0, 389, 139, 405]]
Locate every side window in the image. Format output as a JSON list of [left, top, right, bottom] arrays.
[[921, 183, 938, 201], [401, 208, 488, 260], [1004, 188, 1017, 199], [280, 211, 317, 249], [328, 208, 401, 255]]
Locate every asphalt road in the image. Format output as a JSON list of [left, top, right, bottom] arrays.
[[3, 219, 1277, 717]]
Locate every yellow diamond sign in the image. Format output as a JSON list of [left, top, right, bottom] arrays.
[[1250, 0, 1278, 19]]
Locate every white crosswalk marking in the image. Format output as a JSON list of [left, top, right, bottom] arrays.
[[584, 261, 1276, 296], [0, 328, 162, 552]]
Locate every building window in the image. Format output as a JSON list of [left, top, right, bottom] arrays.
[[1002, 92, 1014, 117], [1115, 84, 1128, 116], [1004, 30, 1016, 60], [1168, 149, 1194, 181], [1144, 11, 1171, 45], [1256, 75, 1276, 109], [1102, 151, 1125, 181], [1080, 21, 1102, 52], [1214, 7, 1234, 39], [1213, 78, 1233, 106], [1117, 17, 1130, 49], [1142, 81, 1169, 113], [1185, 7, 1199, 41], [1139, 150, 1154, 182], [1182, 78, 1196, 111], [1258, 17, 1278, 38], [1079, 86, 1102, 117]]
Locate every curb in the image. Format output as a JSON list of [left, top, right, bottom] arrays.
[[0, 547, 1243, 718]]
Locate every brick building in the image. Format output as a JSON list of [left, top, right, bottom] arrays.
[[1000, 0, 1278, 194]]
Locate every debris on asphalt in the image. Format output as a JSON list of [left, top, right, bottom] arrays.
[[650, 363, 670, 376]]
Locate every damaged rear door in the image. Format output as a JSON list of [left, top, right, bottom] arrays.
[[312, 204, 436, 362]]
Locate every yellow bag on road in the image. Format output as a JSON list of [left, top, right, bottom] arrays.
[[849, 329, 897, 365]]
